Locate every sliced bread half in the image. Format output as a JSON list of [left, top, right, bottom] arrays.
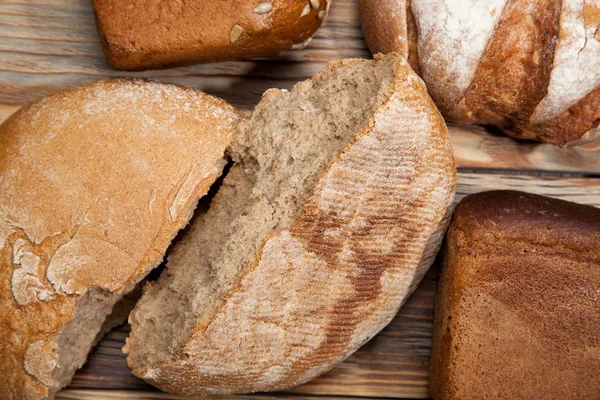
[[126, 53, 456, 395], [0, 79, 241, 399]]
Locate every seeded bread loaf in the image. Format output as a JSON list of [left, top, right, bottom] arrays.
[[359, 0, 600, 147], [126, 53, 457, 395], [430, 190, 600, 399], [0, 79, 241, 399], [92, 0, 330, 70]]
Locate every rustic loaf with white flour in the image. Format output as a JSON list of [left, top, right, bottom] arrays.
[[126, 53, 457, 395], [360, 0, 600, 146]]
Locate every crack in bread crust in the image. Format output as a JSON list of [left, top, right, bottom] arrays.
[[454, 0, 562, 124], [0, 79, 240, 399]]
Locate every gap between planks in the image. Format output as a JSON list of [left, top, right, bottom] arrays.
[[56, 389, 379, 400]]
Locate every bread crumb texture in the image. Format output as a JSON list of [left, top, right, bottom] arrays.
[[127, 53, 456, 396], [0, 79, 241, 399], [430, 190, 600, 399]]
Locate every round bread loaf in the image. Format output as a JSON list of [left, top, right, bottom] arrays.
[[93, 0, 331, 70], [126, 53, 456, 395], [359, 0, 600, 147], [0, 79, 241, 399]]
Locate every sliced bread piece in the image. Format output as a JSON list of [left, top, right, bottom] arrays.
[[0, 79, 241, 399], [126, 53, 456, 395]]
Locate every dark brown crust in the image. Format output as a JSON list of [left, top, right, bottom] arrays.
[[455, 0, 561, 124], [510, 86, 600, 146], [405, 0, 421, 76], [359, 0, 421, 75], [92, 0, 327, 70], [430, 190, 600, 399]]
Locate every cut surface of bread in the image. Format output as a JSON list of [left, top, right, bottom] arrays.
[[127, 53, 456, 395], [0, 79, 241, 400], [430, 190, 600, 399]]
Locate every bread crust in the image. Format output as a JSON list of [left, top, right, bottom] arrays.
[[456, 0, 561, 124], [128, 54, 456, 395], [0, 79, 241, 399], [360, 0, 600, 146], [513, 78, 600, 146], [430, 191, 600, 399], [359, 0, 421, 75], [92, 0, 329, 70]]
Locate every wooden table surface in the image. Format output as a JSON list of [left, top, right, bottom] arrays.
[[1, 1, 599, 399]]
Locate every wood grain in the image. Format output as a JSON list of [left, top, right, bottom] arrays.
[[64, 173, 600, 399], [0, 0, 599, 176], [56, 390, 373, 400], [448, 124, 600, 176]]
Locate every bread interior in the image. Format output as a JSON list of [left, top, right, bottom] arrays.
[[129, 56, 398, 371], [50, 285, 141, 397]]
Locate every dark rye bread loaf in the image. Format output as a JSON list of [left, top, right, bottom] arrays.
[[430, 190, 600, 399]]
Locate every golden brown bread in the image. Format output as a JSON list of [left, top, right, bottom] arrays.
[[92, 0, 330, 70], [126, 53, 456, 395], [430, 190, 600, 399], [0, 79, 241, 399], [359, 0, 600, 147]]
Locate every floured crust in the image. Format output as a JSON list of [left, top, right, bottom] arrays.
[[128, 54, 456, 395], [410, 0, 510, 114], [530, 0, 600, 123], [0, 79, 241, 399], [430, 191, 600, 399], [92, 0, 330, 70], [360, 0, 600, 146], [456, 0, 561, 124]]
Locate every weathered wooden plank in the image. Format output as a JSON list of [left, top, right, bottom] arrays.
[[56, 389, 372, 400], [454, 173, 600, 206], [448, 125, 600, 176], [64, 173, 600, 399]]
